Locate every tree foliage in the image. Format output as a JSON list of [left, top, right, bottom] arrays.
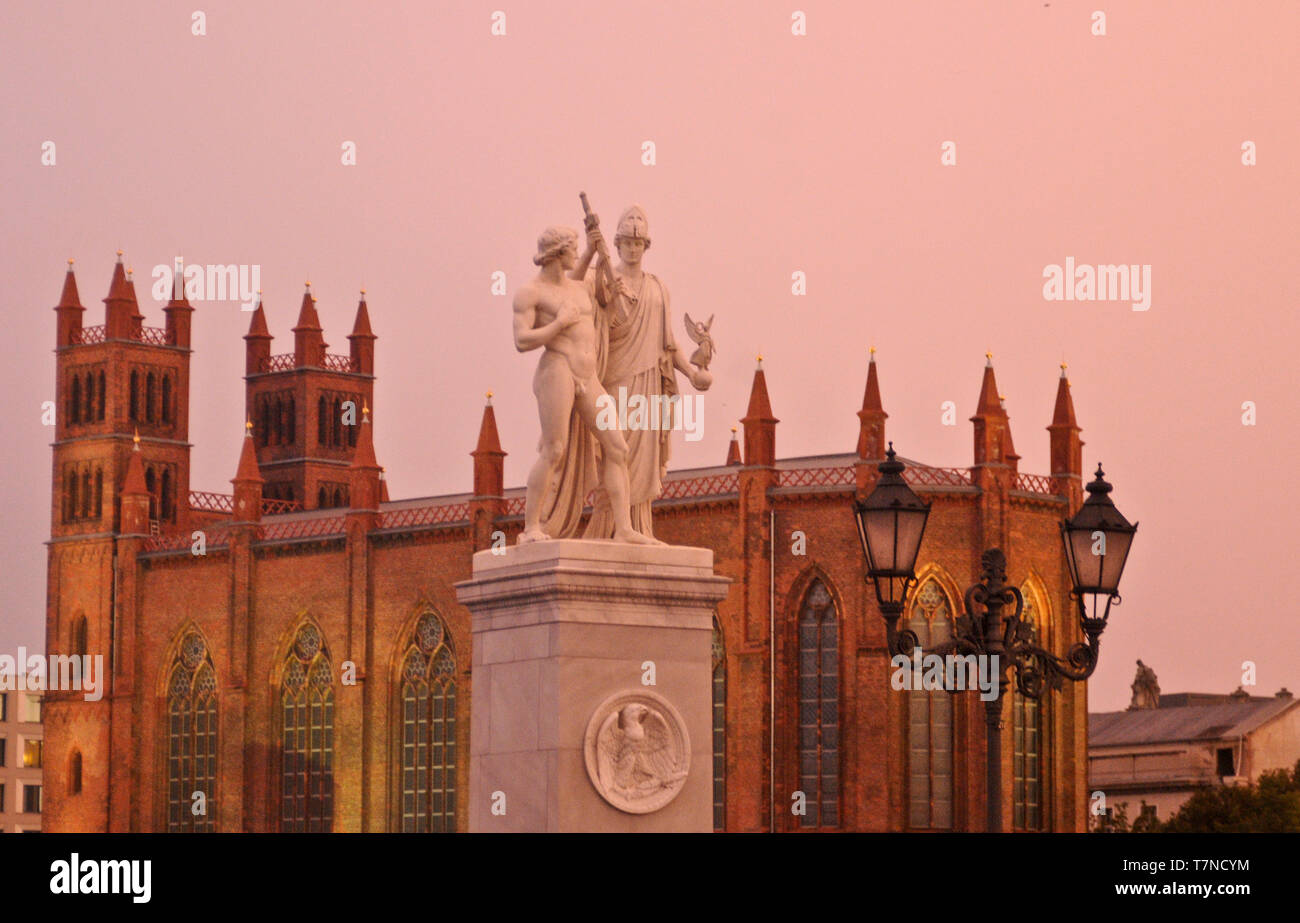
[[1093, 760, 1300, 833]]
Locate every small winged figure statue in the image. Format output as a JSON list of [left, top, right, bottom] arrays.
[[682, 312, 716, 371]]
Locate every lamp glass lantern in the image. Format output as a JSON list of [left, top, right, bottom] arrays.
[[1061, 464, 1137, 619], [854, 444, 931, 608]]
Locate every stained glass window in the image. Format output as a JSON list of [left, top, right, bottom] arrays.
[[712, 615, 726, 831], [907, 578, 954, 829], [1013, 588, 1043, 831], [166, 630, 218, 832], [797, 580, 839, 828], [282, 622, 334, 832], [399, 611, 457, 832]]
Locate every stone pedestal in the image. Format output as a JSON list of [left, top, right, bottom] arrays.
[[455, 539, 730, 832]]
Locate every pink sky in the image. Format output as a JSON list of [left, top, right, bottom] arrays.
[[2, 1, 1297, 711]]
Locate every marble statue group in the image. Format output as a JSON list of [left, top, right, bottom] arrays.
[[512, 196, 716, 545]]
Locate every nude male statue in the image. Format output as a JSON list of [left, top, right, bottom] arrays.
[[512, 225, 656, 545]]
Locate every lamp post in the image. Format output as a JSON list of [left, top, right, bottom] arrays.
[[855, 454, 1136, 832]]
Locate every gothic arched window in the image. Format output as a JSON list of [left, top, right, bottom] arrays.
[[286, 394, 296, 443], [317, 396, 328, 446], [712, 615, 726, 831], [332, 398, 342, 447], [1013, 585, 1044, 831], [166, 630, 218, 832], [65, 469, 76, 522], [797, 579, 839, 829], [69, 375, 82, 425], [129, 370, 139, 421], [348, 397, 358, 447], [259, 396, 271, 447], [161, 375, 172, 424], [161, 468, 173, 522], [906, 578, 955, 829], [81, 469, 92, 519], [97, 370, 105, 420], [93, 469, 103, 521], [83, 373, 94, 423], [71, 615, 87, 660], [281, 622, 334, 832], [146, 371, 156, 423], [145, 468, 157, 522], [398, 611, 457, 832]]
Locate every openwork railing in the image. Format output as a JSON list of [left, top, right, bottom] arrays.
[[257, 516, 348, 542], [503, 496, 526, 516], [143, 513, 344, 552], [377, 502, 471, 530], [904, 465, 974, 487], [136, 325, 172, 345], [777, 466, 856, 489], [261, 354, 296, 373], [143, 524, 236, 553], [70, 324, 174, 346], [189, 490, 234, 513], [1014, 472, 1058, 495], [189, 491, 303, 515], [660, 471, 741, 501], [258, 353, 357, 373], [70, 325, 107, 345]]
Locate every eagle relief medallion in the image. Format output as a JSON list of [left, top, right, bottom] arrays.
[[584, 689, 691, 814]]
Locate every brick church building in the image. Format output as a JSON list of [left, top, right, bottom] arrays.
[[43, 256, 1092, 832]]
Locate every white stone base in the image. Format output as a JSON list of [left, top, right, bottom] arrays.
[[455, 539, 731, 832]]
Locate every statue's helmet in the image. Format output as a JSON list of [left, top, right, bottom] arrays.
[[533, 226, 579, 266], [614, 205, 651, 250]]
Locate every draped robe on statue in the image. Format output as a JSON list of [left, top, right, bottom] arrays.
[[537, 278, 610, 539], [583, 272, 679, 539]]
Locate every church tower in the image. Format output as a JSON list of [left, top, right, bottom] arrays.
[[243, 285, 376, 509], [45, 253, 195, 831], [51, 253, 194, 538]]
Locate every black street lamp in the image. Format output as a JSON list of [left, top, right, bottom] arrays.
[[856, 454, 1137, 832], [852, 444, 931, 653]]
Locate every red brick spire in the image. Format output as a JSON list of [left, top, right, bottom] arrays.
[[58, 260, 81, 308], [348, 289, 376, 375], [349, 405, 383, 510], [292, 282, 326, 367], [970, 352, 1014, 467], [351, 405, 380, 470], [244, 295, 272, 374], [122, 431, 148, 495], [974, 351, 1002, 416], [741, 356, 778, 466], [1048, 363, 1084, 502], [233, 421, 263, 482], [1051, 362, 1079, 428], [120, 431, 151, 534], [55, 259, 84, 346], [104, 251, 135, 339], [856, 347, 888, 460], [232, 420, 264, 522], [998, 393, 1021, 472], [726, 426, 742, 466], [472, 392, 506, 498], [163, 258, 195, 348]]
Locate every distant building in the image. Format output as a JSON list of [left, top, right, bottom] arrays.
[[1089, 661, 1299, 824], [0, 680, 45, 832]]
